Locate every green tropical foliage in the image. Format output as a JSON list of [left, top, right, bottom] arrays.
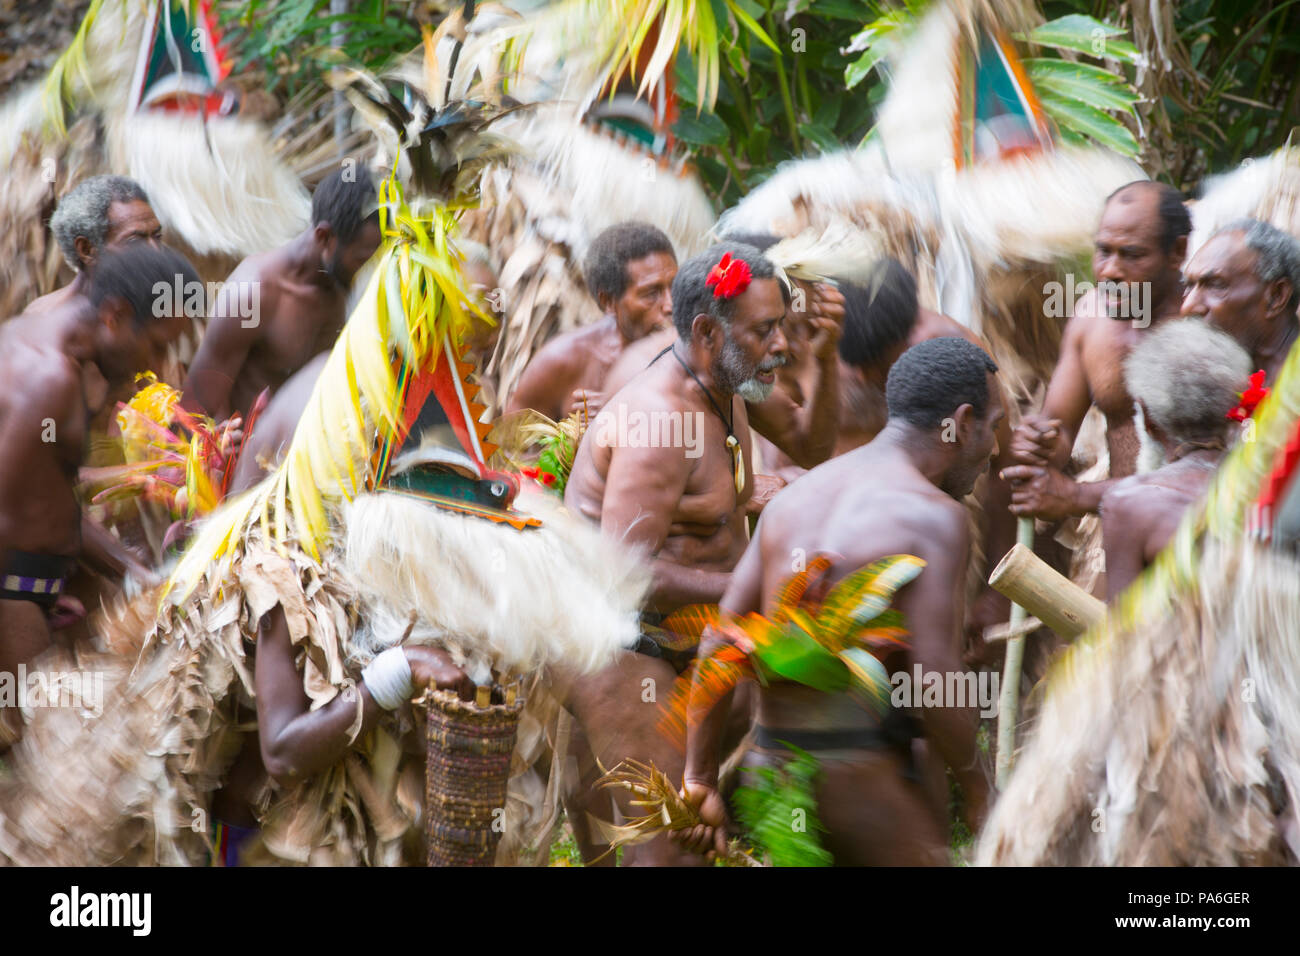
[[210, 0, 1300, 198], [732, 744, 833, 866], [216, 0, 427, 100]]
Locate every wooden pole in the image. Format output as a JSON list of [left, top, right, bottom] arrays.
[[989, 543, 1106, 639], [995, 519, 1034, 790], [993, 535, 1109, 788]]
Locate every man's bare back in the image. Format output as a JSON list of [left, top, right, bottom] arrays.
[[1101, 453, 1220, 600], [0, 333, 88, 559], [679, 341, 1003, 865]]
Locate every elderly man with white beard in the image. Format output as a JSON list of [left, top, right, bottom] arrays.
[[559, 241, 789, 865], [1100, 318, 1255, 599]]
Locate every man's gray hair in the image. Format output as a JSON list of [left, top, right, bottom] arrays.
[[1218, 218, 1300, 312], [49, 175, 151, 270], [1125, 318, 1252, 444]]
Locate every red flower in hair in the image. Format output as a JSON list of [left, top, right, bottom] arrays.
[[1227, 369, 1270, 422], [706, 253, 752, 299]]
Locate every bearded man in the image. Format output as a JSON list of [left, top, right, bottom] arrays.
[[561, 241, 788, 864], [1004, 181, 1191, 521]]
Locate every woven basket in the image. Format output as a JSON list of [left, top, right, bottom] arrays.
[[425, 686, 524, 866]]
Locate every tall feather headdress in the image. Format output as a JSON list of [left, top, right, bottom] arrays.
[[164, 27, 518, 605]]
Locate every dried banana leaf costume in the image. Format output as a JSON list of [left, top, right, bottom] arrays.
[[978, 341, 1300, 865], [0, 39, 651, 864]]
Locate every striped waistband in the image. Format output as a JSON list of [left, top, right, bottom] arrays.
[[1, 552, 75, 606]]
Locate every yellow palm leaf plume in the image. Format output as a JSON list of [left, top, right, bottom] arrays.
[[163, 189, 476, 606], [588, 0, 778, 111], [40, 0, 108, 136]]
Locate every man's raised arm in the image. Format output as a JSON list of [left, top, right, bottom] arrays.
[[1012, 313, 1092, 469], [1005, 312, 1117, 519], [748, 284, 843, 468]]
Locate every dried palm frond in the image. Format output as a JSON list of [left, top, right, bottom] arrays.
[[39, 0, 108, 137], [592, 759, 762, 866], [979, 306, 1300, 866], [486, 407, 586, 493]]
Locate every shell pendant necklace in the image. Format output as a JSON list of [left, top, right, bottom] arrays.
[[672, 345, 744, 497]]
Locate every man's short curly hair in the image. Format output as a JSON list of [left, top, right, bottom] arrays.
[[885, 337, 998, 429], [90, 244, 203, 327], [1124, 318, 1252, 443], [311, 166, 378, 246], [50, 175, 152, 270], [582, 222, 676, 306]]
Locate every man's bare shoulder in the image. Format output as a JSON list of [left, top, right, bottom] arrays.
[[766, 454, 966, 540], [22, 284, 76, 315], [534, 321, 609, 367], [0, 346, 80, 418], [1100, 473, 1165, 522]]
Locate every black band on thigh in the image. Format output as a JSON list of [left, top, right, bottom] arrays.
[[755, 724, 888, 752], [1, 551, 75, 608]]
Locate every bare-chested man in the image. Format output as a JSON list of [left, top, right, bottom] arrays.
[[600, 232, 842, 477], [677, 337, 1001, 864], [24, 175, 164, 315], [1181, 218, 1300, 381], [0, 244, 199, 741], [1004, 181, 1191, 521], [763, 259, 1014, 657], [1101, 319, 1252, 599], [182, 168, 381, 422], [505, 222, 676, 422], [561, 241, 788, 864]]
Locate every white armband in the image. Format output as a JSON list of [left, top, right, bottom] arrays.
[[361, 647, 413, 711]]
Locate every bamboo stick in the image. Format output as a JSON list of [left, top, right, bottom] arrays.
[[993, 535, 1109, 789], [989, 543, 1107, 639], [995, 519, 1034, 790]]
